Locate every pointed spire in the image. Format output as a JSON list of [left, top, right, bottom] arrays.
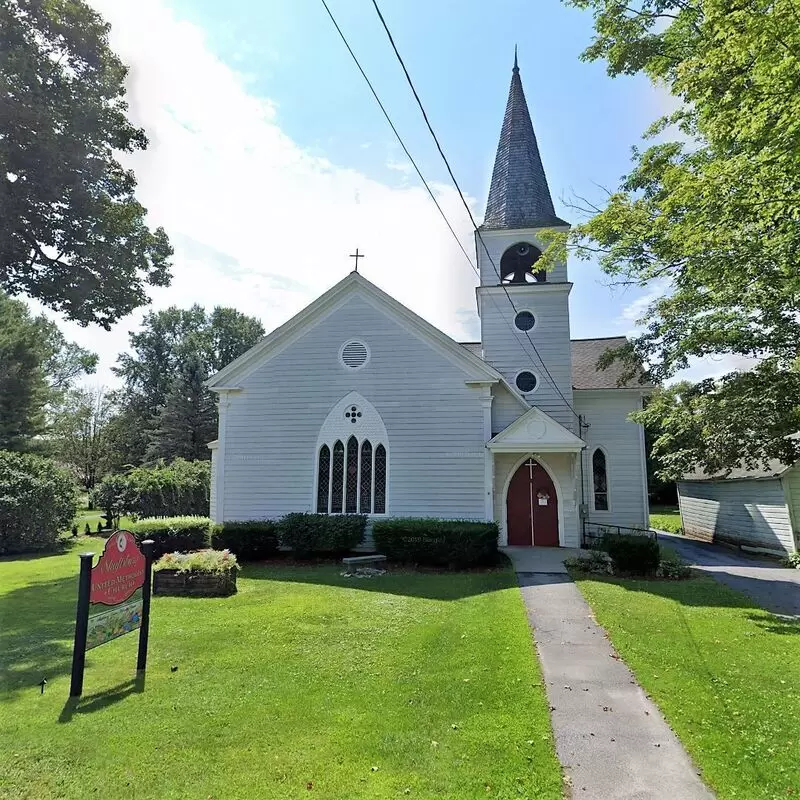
[[482, 54, 567, 230]]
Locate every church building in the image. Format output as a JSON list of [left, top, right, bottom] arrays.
[[206, 59, 650, 548]]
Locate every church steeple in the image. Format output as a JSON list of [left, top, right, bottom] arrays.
[[482, 54, 567, 230]]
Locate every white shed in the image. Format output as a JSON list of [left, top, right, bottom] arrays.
[[678, 461, 800, 556]]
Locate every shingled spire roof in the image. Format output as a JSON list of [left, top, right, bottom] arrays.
[[482, 54, 568, 230]]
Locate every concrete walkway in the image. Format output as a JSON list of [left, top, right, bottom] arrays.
[[510, 552, 713, 799], [502, 546, 581, 574], [657, 532, 800, 618]]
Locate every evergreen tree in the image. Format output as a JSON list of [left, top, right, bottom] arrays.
[[146, 355, 216, 463]]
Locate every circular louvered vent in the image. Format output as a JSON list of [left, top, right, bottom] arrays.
[[339, 340, 370, 370]]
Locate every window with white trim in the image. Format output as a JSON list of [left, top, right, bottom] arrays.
[[592, 448, 609, 510], [316, 437, 387, 514], [315, 392, 388, 514]]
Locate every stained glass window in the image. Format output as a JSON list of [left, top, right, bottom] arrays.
[[593, 448, 608, 511], [360, 440, 373, 513], [316, 444, 330, 513], [345, 436, 359, 514], [374, 444, 386, 514], [331, 440, 345, 514]]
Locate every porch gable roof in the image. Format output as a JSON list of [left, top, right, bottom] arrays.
[[487, 405, 585, 453]]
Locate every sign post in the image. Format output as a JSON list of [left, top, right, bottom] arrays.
[[136, 539, 155, 674], [69, 552, 95, 698], [69, 532, 153, 698]]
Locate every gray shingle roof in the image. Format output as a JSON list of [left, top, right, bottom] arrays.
[[680, 461, 791, 482], [459, 341, 482, 358], [482, 58, 568, 231], [571, 337, 647, 390], [459, 336, 649, 390]]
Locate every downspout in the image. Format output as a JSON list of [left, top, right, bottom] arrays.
[[578, 414, 589, 546]]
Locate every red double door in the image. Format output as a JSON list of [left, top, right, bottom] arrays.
[[506, 458, 559, 547]]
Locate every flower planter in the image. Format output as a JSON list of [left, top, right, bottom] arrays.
[[153, 568, 237, 597]]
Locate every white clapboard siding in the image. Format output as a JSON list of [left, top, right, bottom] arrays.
[[678, 479, 796, 553], [781, 465, 800, 550], [219, 295, 487, 523], [479, 287, 574, 430], [574, 390, 648, 530], [491, 382, 526, 434]]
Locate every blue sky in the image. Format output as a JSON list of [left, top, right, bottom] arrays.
[[61, 0, 690, 387]]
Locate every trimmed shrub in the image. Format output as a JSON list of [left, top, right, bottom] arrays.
[[783, 551, 800, 570], [372, 518, 499, 568], [211, 521, 280, 561], [0, 451, 78, 555], [155, 549, 239, 574], [657, 549, 692, 580], [564, 549, 614, 576], [601, 532, 660, 575], [129, 516, 211, 557], [278, 513, 366, 557]]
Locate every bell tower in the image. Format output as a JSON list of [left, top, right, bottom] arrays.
[[477, 54, 574, 430]]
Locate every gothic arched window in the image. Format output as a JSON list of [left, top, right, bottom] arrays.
[[345, 436, 359, 514], [315, 393, 389, 515], [359, 440, 373, 513], [500, 242, 546, 284], [316, 444, 330, 513], [374, 444, 387, 514], [592, 448, 609, 511], [331, 440, 345, 513]]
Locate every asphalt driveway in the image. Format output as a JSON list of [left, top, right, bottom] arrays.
[[657, 532, 800, 617]]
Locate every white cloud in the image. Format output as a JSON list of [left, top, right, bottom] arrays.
[[52, 0, 479, 388], [617, 281, 669, 327]]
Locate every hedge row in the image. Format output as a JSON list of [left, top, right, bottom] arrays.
[[128, 514, 499, 569], [128, 513, 366, 560], [372, 518, 499, 568], [129, 517, 211, 558], [93, 459, 210, 525]]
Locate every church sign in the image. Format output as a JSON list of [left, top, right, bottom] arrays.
[[69, 533, 156, 697]]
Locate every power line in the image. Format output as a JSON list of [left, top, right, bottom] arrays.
[[318, 0, 478, 278], [316, 1, 552, 396], [368, 0, 580, 421]]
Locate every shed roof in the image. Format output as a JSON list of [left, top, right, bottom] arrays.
[[681, 459, 794, 482]]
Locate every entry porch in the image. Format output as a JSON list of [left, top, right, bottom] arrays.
[[486, 406, 585, 548]]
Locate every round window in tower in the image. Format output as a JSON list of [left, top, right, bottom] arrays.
[[515, 370, 538, 394], [514, 311, 536, 332]]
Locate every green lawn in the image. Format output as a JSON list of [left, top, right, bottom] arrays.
[[649, 504, 682, 534], [575, 575, 800, 799], [0, 540, 562, 800]]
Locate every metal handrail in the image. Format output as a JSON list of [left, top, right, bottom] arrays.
[[582, 520, 656, 549]]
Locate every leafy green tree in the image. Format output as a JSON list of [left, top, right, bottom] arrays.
[[0, 292, 96, 449], [102, 395, 153, 473], [0, 293, 48, 449], [146, 354, 217, 463], [0, 0, 172, 327], [544, 0, 800, 474], [0, 450, 78, 554], [112, 305, 263, 464], [50, 388, 113, 490]]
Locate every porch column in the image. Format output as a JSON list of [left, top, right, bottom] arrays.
[[481, 390, 494, 522]]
